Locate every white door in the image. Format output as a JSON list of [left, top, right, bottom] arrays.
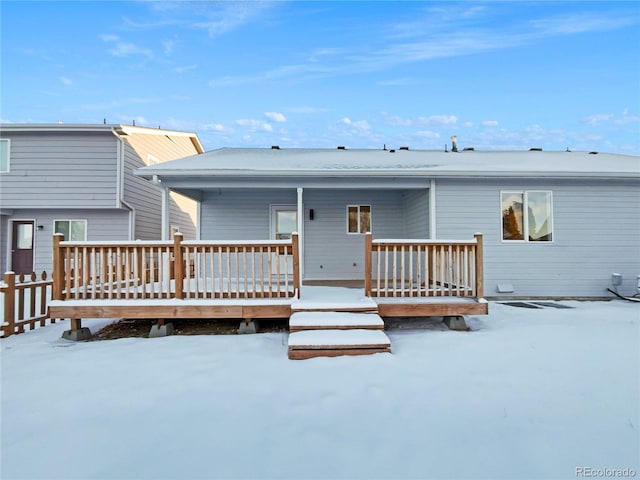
[[270, 205, 297, 275]]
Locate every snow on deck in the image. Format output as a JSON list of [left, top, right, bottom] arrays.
[[289, 311, 384, 328], [293, 286, 377, 310], [288, 329, 391, 347]]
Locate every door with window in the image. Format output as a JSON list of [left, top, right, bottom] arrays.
[[11, 221, 34, 275], [270, 205, 297, 275]]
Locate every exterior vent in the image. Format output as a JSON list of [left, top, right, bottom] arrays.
[[399, 146, 409, 151], [463, 147, 475, 151], [389, 149, 396, 153], [529, 147, 543, 151], [589, 151, 598, 155], [271, 145, 280, 149], [337, 146, 346, 150]]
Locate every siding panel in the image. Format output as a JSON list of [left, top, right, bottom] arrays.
[[122, 133, 200, 240], [435, 179, 640, 297], [0, 132, 118, 208], [3, 209, 129, 273]]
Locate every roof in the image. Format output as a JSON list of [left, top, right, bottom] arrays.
[[0, 123, 204, 153], [136, 147, 640, 180]]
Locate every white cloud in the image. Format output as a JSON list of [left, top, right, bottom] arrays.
[[100, 34, 119, 42], [204, 123, 234, 134], [59, 76, 72, 86], [483, 120, 499, 127], [194, 2, 276, 38], [162, 40, 175, 55], [265, 112, 287, 122], [236, 119, 273, 132], [100, 33, 153, 58], [416, 130, 440, 139], [175, 64, 197, 74], [339, 117, 371, 131], [583, 113, 613, 126], [386, 114, 457, 127]]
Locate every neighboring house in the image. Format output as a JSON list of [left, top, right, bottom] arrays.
[[136, 146, 640, 299], [0, 123, 203, 274]]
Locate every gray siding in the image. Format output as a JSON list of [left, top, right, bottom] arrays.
[[435, 179, 640, 298], [303, 190, 408, 280], [1, 209, 130, 274], [200, 188, 430, 280], [402, 190, 429, 238], [122, 133, 199, 240], [0, 132, 118, 208], [201, 189, 298, 239]]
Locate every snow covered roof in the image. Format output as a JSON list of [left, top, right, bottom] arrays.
[[136, 147, 639, 180]]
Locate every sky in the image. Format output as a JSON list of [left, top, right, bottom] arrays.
[[1, 1, 639, 154]]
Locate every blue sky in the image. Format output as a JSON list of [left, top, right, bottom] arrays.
[[2, 1, 639, 154]]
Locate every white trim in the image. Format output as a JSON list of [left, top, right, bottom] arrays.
[[0, 138, 10, 173], [297, 187, 304, 280], [500, 190, 554, 243], [346, 204, 372, 235], [52, 219, 88, 241], [161, 188, 170, 240], [429, 179, 437, 239], [7, 218, 36, 273]]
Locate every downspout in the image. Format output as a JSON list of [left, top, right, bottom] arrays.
[[429, 179, 437, 239], [113, 130, 136, 240], [158, 181, 170, 240]]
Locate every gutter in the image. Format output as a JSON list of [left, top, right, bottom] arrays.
[[134, 168, 640, 180]]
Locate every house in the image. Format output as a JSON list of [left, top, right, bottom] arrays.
[[135, 146, 640, 299], [0, 123, 204, 274]]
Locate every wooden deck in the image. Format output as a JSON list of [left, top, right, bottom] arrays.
[[47, 233, 488, 334]]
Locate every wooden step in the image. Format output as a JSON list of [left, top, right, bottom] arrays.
[[289, 312, 384, 332], [291, 296, 378, 314], [288, 329, 391, 360]]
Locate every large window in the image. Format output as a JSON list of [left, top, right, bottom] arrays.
[[501, 191, 553, 242], [54, 220, 87, 241], [0, 139, 9, 172], [347, 205, 371, 234]]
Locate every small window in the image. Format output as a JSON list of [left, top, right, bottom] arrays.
[[501, 191, 553, 242], [54, 220, 87, 241], [347, 205, 371, 234], [0, 139, 9, 172]]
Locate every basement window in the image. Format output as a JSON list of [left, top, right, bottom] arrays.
[[347, 205, 371, 234], [501, 191, 553, 242]]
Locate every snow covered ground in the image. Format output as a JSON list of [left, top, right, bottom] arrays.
[[1, 300, 638, 480]]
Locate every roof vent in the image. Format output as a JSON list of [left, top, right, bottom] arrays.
[[389, 149, 396, 153], [589, 151, 599, 155], [529, 147, 543, 151], [450, 135, 458, 152], [463, 147, 475, 151], [399, 146, 409, 151], [271, 145, 280, 149], [337, 146, 346, 150]]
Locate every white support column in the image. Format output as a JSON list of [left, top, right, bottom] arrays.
[[429, 179, 437, 239], [297, 187, 304, 280]]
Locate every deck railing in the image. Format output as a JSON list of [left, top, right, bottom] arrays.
[[1, 271, 54, 337], [364, 233, 484, 298], [52, 233, 300, 301]]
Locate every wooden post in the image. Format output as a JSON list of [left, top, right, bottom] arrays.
[[173, 233, 184, 299], [70, 318, 82, 331], [364, 233, 372, 296], [52, 234, 64, 300], [474, 233, 484, 298], [291, 233, 300, 299], [3, 272, 16, 337]]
